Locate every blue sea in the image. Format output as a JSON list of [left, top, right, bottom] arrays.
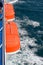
[[14, 0, 43, 57], [6, 0, 43, 65], [0, 0, 43, 65]]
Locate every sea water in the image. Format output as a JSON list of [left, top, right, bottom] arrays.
[[5, 0, 43, 65]]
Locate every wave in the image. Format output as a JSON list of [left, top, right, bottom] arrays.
[[6, 16, 43, 65]]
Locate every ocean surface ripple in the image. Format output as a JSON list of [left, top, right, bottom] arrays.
[[6, 0, 43, 65]]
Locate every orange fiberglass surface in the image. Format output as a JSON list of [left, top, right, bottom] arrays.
[[4, 3, 15, 21], [4, 3, 20, 54]]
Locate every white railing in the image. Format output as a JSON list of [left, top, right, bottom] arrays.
[[4, 0, 18, 4], [0, 44, 2, 48], [0, 27, 3, 31]]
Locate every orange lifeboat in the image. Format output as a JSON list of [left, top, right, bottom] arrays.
[[4, 3, 15, 21], [4, 4, 20, 54]]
